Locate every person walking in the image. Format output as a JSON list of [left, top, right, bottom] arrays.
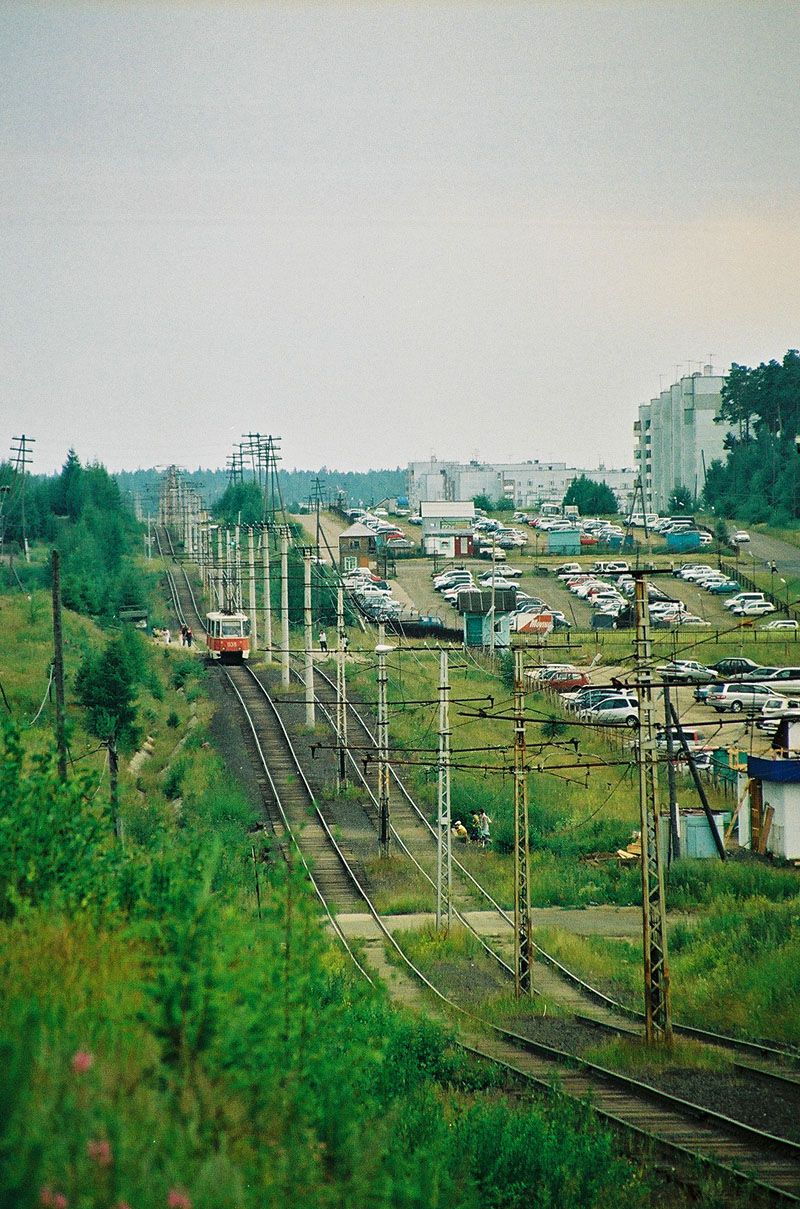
[[319, 630, 328, 652], [478, 809, 491, 847]]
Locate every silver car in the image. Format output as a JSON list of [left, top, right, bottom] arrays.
[[706, 683, 781, 713]]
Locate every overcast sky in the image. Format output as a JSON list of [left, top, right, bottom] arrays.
[[2, 1, 800, 476]]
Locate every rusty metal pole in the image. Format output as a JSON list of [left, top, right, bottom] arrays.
[[634, 574, 672, 1045]]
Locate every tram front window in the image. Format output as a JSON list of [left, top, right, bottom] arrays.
[[222, 621, 242, 637]]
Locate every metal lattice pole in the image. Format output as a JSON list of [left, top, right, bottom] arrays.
[[634, 574, 673, 1044], [513, 648, 533, 996], [336, 586, 348, 789], [376, 643, 394, 858], [303, 547, 315, 727], [436, 648, 452, 931]]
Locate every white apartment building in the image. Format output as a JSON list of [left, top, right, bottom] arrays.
[[406, 459, 637, 512], [634, 366, 734, 513]]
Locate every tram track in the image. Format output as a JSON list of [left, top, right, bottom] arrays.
[[303, 658, 800, 1071], [153, 526, 800, 1200]]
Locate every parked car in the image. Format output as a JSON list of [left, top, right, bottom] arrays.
[[706, 578, 740, 594], [706, 683, 782, 713], [760, 667, 800, 694], [546, 669, 590, 692], [757, 696, 800, 732], [724, 592, 766, 611], [733, 530, 750, 542], [582, 695, 639, 727], [655, 726, 707, 751], [762, 618, 799, 631], [656, 659, 716, 684], [710, 657, 766, 679], [731, 601, 776, 617]]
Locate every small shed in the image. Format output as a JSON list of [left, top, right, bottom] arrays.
[[422, 531, 474, 558], [459, 588, 515, 649], [744, 754, 800, 859], [546, 529, 581, 555], [338, 522, 377, 571]]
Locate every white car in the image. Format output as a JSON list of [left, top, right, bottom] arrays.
[[762, 618, 799, 631], [582, 695, 639, 727], [732, 601, 776, 617], [758, 696, 800, 731], [733, 530, 750, 542]]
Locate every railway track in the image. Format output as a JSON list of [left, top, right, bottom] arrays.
[[154, 526, 800, 1201], [304, 659, 800, 1068]]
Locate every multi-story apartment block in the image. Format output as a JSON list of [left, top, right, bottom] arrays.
[[406, 459, 638, 512], [634, 366, 733, 513]]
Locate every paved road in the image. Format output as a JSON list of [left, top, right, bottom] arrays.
[[729, 529, 798, 575]]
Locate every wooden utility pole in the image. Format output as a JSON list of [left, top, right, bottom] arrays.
[[513, 648, 533, 996], [51, 549, 67, 781], [633, 574, 672, 1044]]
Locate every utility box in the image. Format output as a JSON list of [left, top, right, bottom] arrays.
[[660, 811, 729, 859]]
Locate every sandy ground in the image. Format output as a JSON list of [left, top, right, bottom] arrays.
[[335, 904, 677, 940]]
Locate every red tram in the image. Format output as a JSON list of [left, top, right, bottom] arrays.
[[206, 611, 251, 662]]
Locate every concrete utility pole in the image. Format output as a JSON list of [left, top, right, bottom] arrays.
[[336, 585, 348, 789], [51, 550, 67, 781], [376, 643, 394, 858], [262, 527, 273, 660], [280, 526, 290, 687], [303, 547, 315, 727], [436, 648, 452, 931], [489, 531, 497, 657], [633, 574, 673, 1045], [248, 527, 258, 654], [513, 648, 533, 996]]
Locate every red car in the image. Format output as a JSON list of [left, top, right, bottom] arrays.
[[580, 534, 598, 545], [546, 670, 590, 692]]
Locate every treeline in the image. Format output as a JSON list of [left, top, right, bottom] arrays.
[[704, 349, 800, 524], [0, 449, 145, 619], [115, 465, 406, 511]]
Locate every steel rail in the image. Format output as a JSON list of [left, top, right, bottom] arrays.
[[309, 658, 800, 1067], [158, 527, 800, 1199]]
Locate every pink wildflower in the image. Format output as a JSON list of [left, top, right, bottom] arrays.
[[40, 1193, 68, 1209], [87, 1138, 113, 1166], [167, 1190, 192, 1209], [70, 1050, 93, 1074]]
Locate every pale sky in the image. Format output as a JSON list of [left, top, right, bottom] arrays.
[[2, 1, 800, 476]]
